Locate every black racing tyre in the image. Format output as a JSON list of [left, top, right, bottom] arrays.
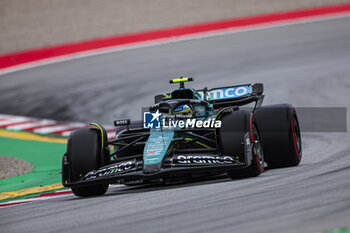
[[67, 128, 109, 197], [218, 110, 264, 179], [255, 104, 302, 168]]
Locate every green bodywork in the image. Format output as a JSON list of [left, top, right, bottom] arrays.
[[143, 129, 174, 165], [142, 110, 216, 166]]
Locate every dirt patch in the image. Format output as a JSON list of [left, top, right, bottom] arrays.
[[0, 0, 349, 54], [0, 156, 34, 179]]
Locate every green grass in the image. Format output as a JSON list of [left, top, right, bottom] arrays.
[[0, 136, 66, 193]]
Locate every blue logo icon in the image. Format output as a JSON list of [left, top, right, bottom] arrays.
[[143, 110, 162, 129]]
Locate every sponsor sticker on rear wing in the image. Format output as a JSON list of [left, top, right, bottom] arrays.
[[197, 84, 252, 101]]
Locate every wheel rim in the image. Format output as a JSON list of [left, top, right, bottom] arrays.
[[292, 117, 302, 158], [252, 124, 264, 171]]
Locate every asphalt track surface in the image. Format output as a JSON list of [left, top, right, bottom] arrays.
[[1, 16, 350, 233]]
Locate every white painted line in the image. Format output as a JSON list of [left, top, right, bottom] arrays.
[[0, 114, 115, 140], [7, 120, 57, 130], [0, 117, 32, 126], [0, 114, 116, 138], [33, 123, 85, 134], [0, 185, 125, 208], [5, 193, 72, 204], [0, 193, 73, 208]]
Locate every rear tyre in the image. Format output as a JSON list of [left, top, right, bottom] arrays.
[[255, 104, 302, 168], [67, 128, 109, 197], [218, 110, 264, 179]]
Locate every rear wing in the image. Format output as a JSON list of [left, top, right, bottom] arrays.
[[197, 83, 264, 108], [155, 83, 264, 109]]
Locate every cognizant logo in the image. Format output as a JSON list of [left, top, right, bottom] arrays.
[[198, 85, 251, 101], [208, 86, 250, 100], [143, 110, 221, 129]]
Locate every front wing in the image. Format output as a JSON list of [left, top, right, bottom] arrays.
[[63, 154, 251, 188]]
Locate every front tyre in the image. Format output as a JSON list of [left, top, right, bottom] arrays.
[[218, 110, 264, 179], [66, 128, 109, 197]]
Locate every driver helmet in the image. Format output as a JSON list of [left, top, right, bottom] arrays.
[[174, 104, 193, 117]]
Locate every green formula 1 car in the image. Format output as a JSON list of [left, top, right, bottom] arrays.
[[62, 77, 302, 197]]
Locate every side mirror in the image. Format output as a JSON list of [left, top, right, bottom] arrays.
[[155, 94, 166, 104], [252, 83, 264, 95]]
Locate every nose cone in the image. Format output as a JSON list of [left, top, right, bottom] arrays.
[[143, 130, 174, 173]]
